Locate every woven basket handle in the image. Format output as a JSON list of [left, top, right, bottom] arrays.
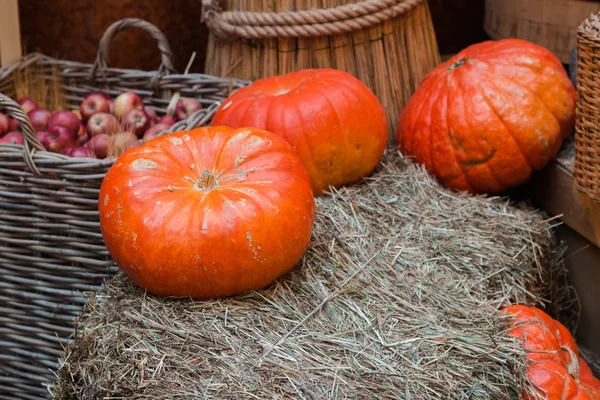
[[89, 18, 177, 84], [0, 93, 45, 173]]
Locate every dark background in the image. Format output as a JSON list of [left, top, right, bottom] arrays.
[[17, 0, 488, 73]]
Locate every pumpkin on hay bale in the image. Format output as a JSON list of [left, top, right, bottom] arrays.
[[503, 305, 600, 399], [98, 126, 316, 299], [50, 150, 583, 400], [211, 68, 388, 196]]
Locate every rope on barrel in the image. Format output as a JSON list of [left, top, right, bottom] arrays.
[[202, 0, 424, 40]]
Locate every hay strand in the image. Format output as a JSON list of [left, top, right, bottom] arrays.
[[51, 151, 572, 399]]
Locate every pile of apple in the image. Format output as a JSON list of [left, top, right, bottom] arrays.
[[0, 91, 202, 159]]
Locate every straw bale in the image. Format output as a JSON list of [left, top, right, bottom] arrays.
[[52, 151, 573, 400]]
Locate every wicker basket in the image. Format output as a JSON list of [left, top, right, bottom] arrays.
[[574, 12, 600, 201], [0, 18, 247, 398]]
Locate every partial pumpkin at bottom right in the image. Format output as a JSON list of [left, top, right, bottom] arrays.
[[503, 305, 600, 399], [396, 38, 576, 195]]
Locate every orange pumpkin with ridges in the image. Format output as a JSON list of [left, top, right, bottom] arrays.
[[503, 305, 600, 400], [99, 126, 315, 299], [211, 68, 388, 195], [397, 38, 576, 194]]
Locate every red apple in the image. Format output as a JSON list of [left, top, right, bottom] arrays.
[[143, 123, 170, 142], [108, 99, 115, 115], [48, 111, 81, 135], [113, 92, 143, 120], [144, 106, 157, 122], [42, 125, 76, 153], [9, 118, 20, 132], [80, 93, 110, 121], [85, 134, 111, 159], [2, 132, 25, 145], [86, 112, 118, 137], [60, 147, 74, 155], [76, 133, 89, 147], [0, 138, 11, 144], [18, 98, 39, 114], [0, 113, 9, 135], [67, 146, 95, 158], [85, 91, 111, 100], [27, 108, 53, 131], [157, 115, 176, 127], [121, 109, 150, 138], [36, 131, 49, 146], [175, 98, 202, 121]]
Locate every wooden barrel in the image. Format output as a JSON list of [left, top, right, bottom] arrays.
[[203, 0, 441, 144]]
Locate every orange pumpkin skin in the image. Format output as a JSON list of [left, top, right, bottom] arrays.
[[98, 126, 316, 299], [503, 305, 600, 400], [211, 68, 388, 196], [397, 38, 576, 194]]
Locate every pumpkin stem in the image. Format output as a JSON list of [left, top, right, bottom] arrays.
[[194, 170, 217, 192], [447, 58, 467, 71], [560, 345, 580, 381]]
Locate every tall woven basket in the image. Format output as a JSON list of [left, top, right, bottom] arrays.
[[202, 0, 441, 143], [0, 18, 246, 398], [574, 12, 600, 201]]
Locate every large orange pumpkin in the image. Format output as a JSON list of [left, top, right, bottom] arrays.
[[397, 38, 576, 194], [503, 305, 600, 399], [211, 68, 388, 195], [98, 126, 316, 299]]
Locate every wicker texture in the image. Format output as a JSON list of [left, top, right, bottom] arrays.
[[575, 13, 600, 202], [0, 18, 247, 398]]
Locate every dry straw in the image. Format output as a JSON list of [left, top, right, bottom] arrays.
[[202, 0, 441, 142], [52, 151, 575, 400]]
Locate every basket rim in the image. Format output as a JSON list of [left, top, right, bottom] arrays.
[[0, 103, 223, 170], [0, 52, 250, 173], [0, 52, 251, 87]]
